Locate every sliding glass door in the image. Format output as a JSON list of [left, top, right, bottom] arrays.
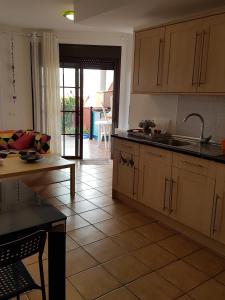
[[60, 64, 83, 158]]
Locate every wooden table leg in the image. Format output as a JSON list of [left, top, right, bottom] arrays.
[[70, 164, 75, 196], [48, 223, 66, 300]]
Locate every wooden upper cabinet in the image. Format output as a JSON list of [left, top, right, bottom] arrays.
[[198, 13, 225, 93], [133, 27, 165, 93], [162, 19, 203, 93]]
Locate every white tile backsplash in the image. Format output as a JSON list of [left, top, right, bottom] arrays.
[[176, 95, 225, 142], [129, 94, 225, 142]]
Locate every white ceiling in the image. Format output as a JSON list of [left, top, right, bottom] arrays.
[[0, 0, 225, 33]]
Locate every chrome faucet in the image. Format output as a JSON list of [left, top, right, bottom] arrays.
[[183, 113, 211, 143]]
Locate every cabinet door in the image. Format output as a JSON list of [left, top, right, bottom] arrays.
[[163, 19, 202, 93], [113, 149, 138, 200], [211, 164, 225, 244], [133, 27, 165, 93], [138, 146, 172, 214], [170, 167, 215, 236], [198, 13, 225, 93]]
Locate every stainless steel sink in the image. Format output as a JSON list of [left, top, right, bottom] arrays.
[[153, 138, 192, 147]]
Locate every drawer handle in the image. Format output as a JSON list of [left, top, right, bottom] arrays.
[[182, 160, 203, 168], [146, 152, 162, 158]]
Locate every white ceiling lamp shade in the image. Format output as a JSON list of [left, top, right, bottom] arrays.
[[62, 10, 75, 21]]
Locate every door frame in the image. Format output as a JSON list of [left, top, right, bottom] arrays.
[[59, 44, 121, 155]]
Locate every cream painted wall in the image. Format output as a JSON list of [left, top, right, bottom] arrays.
[[0, 27, 33, 130], [57, 30, 133, 129]]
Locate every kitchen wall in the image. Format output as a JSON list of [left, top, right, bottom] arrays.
[[129, 94, 225, 142], [0, 26, 33, 130]]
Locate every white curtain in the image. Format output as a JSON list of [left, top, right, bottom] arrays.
[[42, 32, 61, 154], [30, 32, 42, 132], [31, 32, 61, 154]]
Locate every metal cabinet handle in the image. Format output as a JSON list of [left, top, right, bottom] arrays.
[[156, 39, 164, 86], [182, 160, 203, 168], [163, 177, 169, 210], [199, 30, 209, 86], [212, 194, 220, 234], [133, 167, 137, 196], [169, 179, 175, 214], [192, 32, 201, 87]]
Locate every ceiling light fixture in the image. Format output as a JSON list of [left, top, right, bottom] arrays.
[[62, 10, 75, 21]]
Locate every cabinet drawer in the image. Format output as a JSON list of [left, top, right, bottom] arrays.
[[173, 153, 216, 177], [113, 138, 140, 155], [140, 145, 172, 164]]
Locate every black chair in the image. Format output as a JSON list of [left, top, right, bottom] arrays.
[[0, 230, 47, 300]]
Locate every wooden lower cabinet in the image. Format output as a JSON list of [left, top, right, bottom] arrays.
[[138, 146, 172, 214], [211, 164, 225, 244], [170, 167, 215, 236], [113, 148, 139, 200]]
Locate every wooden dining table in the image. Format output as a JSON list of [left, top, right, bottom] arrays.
[[0, 180, 67, 300]]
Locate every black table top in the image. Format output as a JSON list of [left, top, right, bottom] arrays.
[[0, 180, 66, 240]]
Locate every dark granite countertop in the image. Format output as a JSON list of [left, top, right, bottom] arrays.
[[112, 133, 225, 164]]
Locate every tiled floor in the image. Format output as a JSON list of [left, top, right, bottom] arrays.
[[21, 162, 225, 300]]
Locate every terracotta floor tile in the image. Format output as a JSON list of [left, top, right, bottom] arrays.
[[136, 222, 176, 242], [88, 195, 115, 207], [66, 215, 90, 231], [69, 200, 98, 213], [69, 265, 121, 300], [97, 287, 139, 300], [112, 230, 150, 251], [80, 208, 112, 224], [158, 234, 201, 258], [117, 212, 153, 228], [57, 193, 85, 205], [215, 271, 225, 285], [75, 183, 92, 192], [44, 197, 63, 207], [66, 248, 97, 276], [84, 238, 125, 263], [94, 218, 131, 236], [132, 244, 177, 270], [78, 189, 103, 200], [127, 272, 182, 300], [68, 225, 106, 246], [189, 279, 225, 300], [66, 235, 80, 252], [66, 280, 84, 300], [102, 203, 135, 217], [41, 186, 69, 198], [176, 296, 193, 300], [57, 205, 76, 217], [183, 248, 225, 276], [158, 260, 208, 292], [26, 260, 48, 286], [27, 289, 49, 300], [103, 254, 150, 284]]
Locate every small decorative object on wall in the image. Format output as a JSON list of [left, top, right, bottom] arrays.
[[10, 33, 16, 103]]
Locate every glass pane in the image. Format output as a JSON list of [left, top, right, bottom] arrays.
[[61, 135, 78, 157], [62, 112, 76, 135], [63, 88, 75, 111], [64, 68, 75, 87]]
